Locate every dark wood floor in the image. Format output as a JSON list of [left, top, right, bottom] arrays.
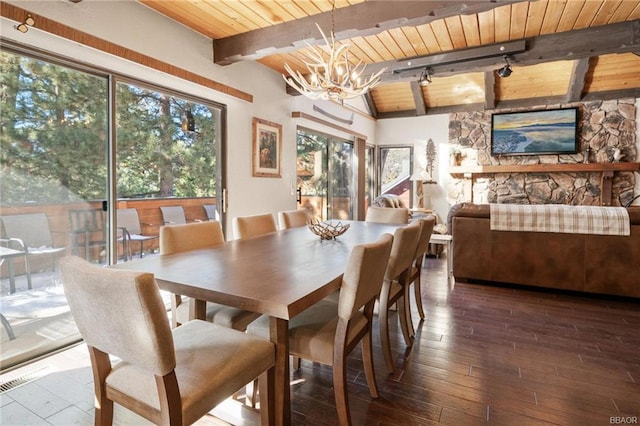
[[1, 255, 638, 425], [290, 256, 640, 425]]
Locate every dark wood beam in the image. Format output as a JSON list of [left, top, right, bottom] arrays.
[[410, 81, 427, 116], [376, 87, 640, 118], [565, 58, 590, 103], [363, 92, 378, 119], [377, 20, 640, 82], [213, 0, 526, 64], [484, 71, 496, 110]]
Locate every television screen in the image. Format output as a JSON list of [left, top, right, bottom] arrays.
[[491, 108, 578, 156]]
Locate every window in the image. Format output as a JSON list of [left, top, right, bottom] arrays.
[[296, 128, 355, 221], [378, 146, 413, 208]]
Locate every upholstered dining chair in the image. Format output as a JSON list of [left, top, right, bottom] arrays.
[[160, 221, 259, 330], [248, 234, 394, 426], [59, 255, 275, 426], [406, 215, 436, 333], [232, 213, 277, 239], [365, 206, 410, 224], [277, 209, 310, 229], [377, 220, 421, 374]]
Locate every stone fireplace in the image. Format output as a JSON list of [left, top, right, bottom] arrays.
[[448, 99, 638, 206]]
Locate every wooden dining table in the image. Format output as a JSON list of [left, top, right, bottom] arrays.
[[112, 220, 401, 425]]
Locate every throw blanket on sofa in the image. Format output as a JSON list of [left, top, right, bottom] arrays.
[[490, 204, 630, 236]]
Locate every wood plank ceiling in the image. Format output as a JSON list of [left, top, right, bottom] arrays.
[[139, 0, 640, 119]]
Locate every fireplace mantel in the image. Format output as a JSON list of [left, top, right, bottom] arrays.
[[449, 162, 640, 206]]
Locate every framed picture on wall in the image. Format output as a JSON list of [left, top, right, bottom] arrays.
[[491, 107, 579, 156], [252, 117, 282, 178]]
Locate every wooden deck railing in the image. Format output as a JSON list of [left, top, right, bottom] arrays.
[[0, 197, 216, 278]]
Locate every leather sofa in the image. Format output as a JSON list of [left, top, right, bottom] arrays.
[[450, 203, 640, 298]]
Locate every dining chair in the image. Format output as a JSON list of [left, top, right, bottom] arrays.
[[406, 215, 436, 332], [248, 233, 394, 426], [277, 209, 310, 229], [160, 221, 260, 330], [116, 208, 158, 260], [364, 206, 410, 224], [59, 255, 275, 426], [0, 213, 67, 291], [232, 213, 277, 239], [378, 220, 421, 374], [160, 206, 187, 225]]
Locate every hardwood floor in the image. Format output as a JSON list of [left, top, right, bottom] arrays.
[[1, 255, 638, 425]]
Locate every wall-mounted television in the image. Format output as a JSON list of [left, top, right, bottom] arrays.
[[491, 107, 579, 156]]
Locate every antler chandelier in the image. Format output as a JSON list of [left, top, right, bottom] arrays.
[[283, 3, 385, 102]]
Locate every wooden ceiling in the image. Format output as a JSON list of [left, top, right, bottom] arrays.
[[139, 0, 640, 118]]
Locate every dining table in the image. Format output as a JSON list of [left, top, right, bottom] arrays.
[[112, 220, 401, 425]]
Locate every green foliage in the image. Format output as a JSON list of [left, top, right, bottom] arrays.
[[0, 50, 218, 204]]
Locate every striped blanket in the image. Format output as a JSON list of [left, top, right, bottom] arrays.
[[490, 204, 630, 236]]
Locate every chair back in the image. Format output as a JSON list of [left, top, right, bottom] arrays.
[[338, 234, 393, 320], [60, 256, 175, 376], [385, 221, 421, 280], [1, 213, 54, 248], [160, 206, 187, 224], [278, 209, 310, 229], [203, 204, 219, 221], [233, 213, 277, 239], [365, 206, 409, 224], [160, 221, 225, 255], [116, 208, 142, 235], [413, 215, 436, 259]]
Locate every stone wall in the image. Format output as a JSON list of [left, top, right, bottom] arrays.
[[448, 99, 637, 206]]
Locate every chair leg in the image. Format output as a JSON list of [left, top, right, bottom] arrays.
[[258, 368, 275, 426], [333, 348, 351, 426], [378, 284, 395, 374], [24, 254, 32, 290], [414, 273, 426, 320], [88, 347, 114, 426], [397, 292, 413, 347], [361, 329, 379, 399]]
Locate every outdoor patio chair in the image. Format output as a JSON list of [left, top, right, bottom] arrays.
[[203, 204, 219, 221], [68, 208, 107, 263], [0, 213, 66, 292], [160, 206, 187, 225], [116, 208, 158, 261]]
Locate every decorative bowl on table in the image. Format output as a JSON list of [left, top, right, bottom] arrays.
[[307, 220, 350, 240]]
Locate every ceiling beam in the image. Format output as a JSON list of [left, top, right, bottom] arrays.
[[376, 20, 640, 83], [376, 87, 640, 118], [565, 58, 590, 103], [213, 0, 526, 65], [410, 81, 427, 116], [484, 71, 496, 110]]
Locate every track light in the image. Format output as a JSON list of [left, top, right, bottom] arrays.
[[418, 68, 432, 86], [496, 55, 513, 78], [15, 14, 35, 33]]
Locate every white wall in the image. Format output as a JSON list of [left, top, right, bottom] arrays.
[[1, 0, 376, 235], [375, 115, 451, 222]]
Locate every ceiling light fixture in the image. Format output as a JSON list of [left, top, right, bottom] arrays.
[[418, 68, 432, 86], [496, 55, 513, 78], [283, 1, 386, 103], [15, 14, 35, 33]]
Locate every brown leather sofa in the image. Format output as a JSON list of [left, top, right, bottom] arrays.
[[450, 203, 640, 298]]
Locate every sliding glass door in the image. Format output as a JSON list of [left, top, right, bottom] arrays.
[[0, 45, 225, 370], [297, 128, 354, 221], [0, 49, 109, 368]]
